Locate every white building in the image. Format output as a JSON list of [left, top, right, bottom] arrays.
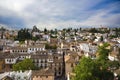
[[79, 43, 90, 53], [0, 70, 32, 80], [5, 54, 19, 64], [27, 44, 45, 53]]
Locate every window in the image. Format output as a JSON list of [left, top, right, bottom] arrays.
[[45, 64, 47, 68], [9, 59, 11, 62], [59, 67, 61, 70], [71, 63, 73, 67], [41, 60, 43, 63], [45, 60, 47, 63], [59, 72, 61, 74], [35, 75, 37, 78], [40, 65, 43, 68]]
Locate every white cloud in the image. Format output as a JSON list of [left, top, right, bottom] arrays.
[[0, 0, 120, 29], [0, 0, 34, 12]]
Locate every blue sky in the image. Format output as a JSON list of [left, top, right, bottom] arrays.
[[0, 0, 120, 29]]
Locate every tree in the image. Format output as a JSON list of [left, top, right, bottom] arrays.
[[73, 57, 100, 80], [66, 28, 71, 32], [73, 56, 114, 80], [108, 61, 120, 70], [50, 29, 54, 34], [100, 36, 103, 42], [73, 43, 114, 80], [74, 29, 78, 35], [32, 36, 38, 41], [54, 28, 58, 34], [97, 43, 110, 60], [13, 59, 36, 71], [96, 43, 110, 70], [17, 28, 32, 41], [96, 43, 114, 80], [44, 28, 48, 34], [61, 30, 66, 40], [32, 25, 40, 32], [80, 27, 82, 31], [89, 28, 98, 33], [0, 27, 6, 39], [45, 43, 57, 49], [117, 48, 120, 60]]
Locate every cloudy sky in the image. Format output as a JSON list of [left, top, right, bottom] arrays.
[[0, 0, 120, 30]]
